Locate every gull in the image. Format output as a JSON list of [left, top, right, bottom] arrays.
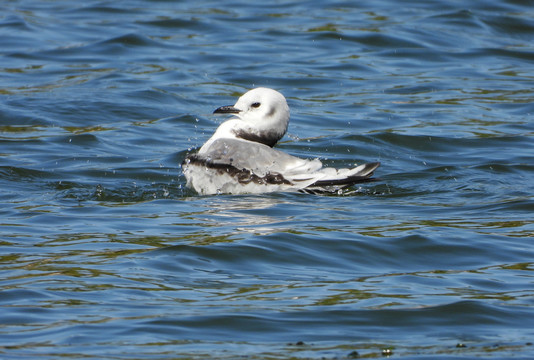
[[182, 87, 380, 195]]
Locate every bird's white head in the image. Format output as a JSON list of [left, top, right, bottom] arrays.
[[213, 87, 290, 147]]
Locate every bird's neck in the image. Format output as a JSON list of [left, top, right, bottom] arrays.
[[200, 119, 285, 153]]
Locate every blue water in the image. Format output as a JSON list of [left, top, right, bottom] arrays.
[[1, 0, 533, 358]]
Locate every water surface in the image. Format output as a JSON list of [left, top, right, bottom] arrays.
[[1, 0, 533, 358]]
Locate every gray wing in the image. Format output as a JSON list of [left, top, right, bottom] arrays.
[[198, 138, 322, 177]]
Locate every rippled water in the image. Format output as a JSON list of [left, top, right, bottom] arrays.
[[1, 0, 533, 358]]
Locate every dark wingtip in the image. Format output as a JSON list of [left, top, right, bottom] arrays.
[[308, 161, 381, 188], [367, 161, 381, 170], [362, 162, 381, 176]]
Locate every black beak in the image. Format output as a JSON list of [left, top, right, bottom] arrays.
[[213, 105, 241, 114]]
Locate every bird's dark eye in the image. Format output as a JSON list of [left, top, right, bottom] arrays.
[[251, 102, 261, 108]]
